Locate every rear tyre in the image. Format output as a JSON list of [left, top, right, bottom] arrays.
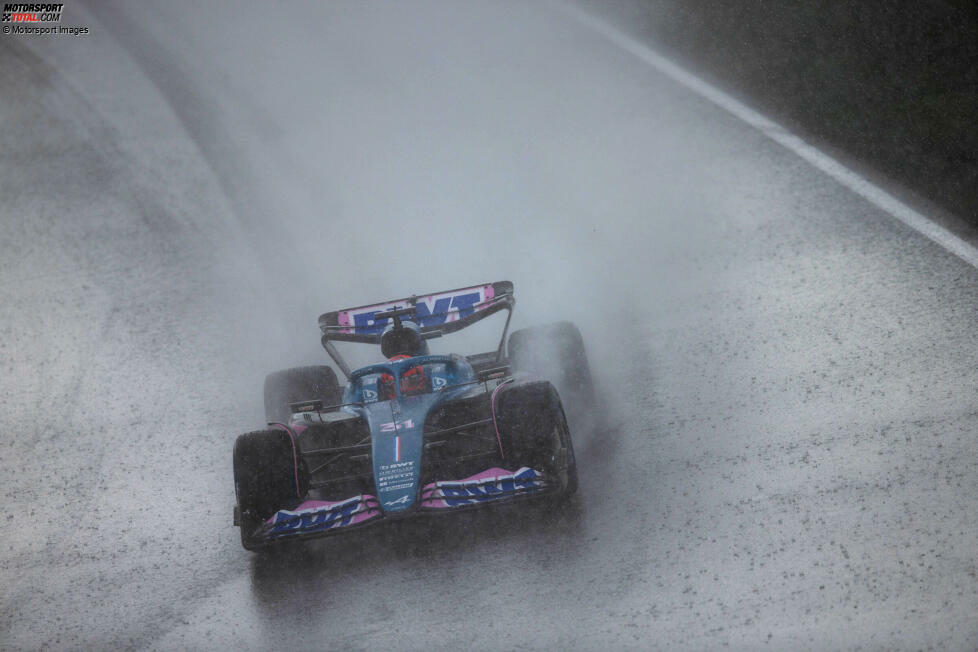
[[263, 365, 342, 424], [233, 429, 308, 551], [508, 322, 594, 407], [494, 382, 577, 498]]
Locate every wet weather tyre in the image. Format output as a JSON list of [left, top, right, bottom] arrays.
[[508, 321, 594, 405], [263, 365, 341, 424], [233, 429, 308, 551], [559, 404, 579, 496], [494, 382, 577, 497]]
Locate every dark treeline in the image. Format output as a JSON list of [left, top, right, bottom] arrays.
[[588, 0, 978, 223]]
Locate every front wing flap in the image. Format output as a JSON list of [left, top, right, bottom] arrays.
[[420, 467, 550, 509], [262, 494, 382, 541]]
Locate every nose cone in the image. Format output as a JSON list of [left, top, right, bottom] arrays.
[[363, 393, 436, 512]]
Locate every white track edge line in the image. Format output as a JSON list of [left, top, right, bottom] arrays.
[[556, 2, 978, 269]]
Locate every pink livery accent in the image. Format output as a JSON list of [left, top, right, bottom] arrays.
[[266, 495, 381, 536], [420, 467, 546, 508], [395, 435, 401, 462], [490, 378, 514, 458]]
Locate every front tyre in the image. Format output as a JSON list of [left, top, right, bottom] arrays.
[[494, 381, 578, 498], [233, 429, 308, 551], [558, 404, 579, 497]]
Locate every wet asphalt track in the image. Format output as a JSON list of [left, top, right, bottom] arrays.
[[1, 1, 977, 649]]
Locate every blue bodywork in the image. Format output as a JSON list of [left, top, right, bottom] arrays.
[[340, 354, 480, 513], [236, 281, 585, 551]]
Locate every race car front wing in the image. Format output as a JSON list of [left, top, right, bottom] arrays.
[[257, 466, 550, 542]]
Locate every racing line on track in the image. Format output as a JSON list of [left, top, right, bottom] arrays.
[[556, 2, 978, 270]]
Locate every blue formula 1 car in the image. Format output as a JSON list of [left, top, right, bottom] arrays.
[[232, 281, 593, 551]]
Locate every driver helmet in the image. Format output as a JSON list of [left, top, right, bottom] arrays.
[[378, 354, 427, 399]]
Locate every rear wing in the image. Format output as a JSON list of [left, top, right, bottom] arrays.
[[318, 281, 515, 377]]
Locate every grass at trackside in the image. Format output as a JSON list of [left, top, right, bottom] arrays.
[[584, 0, 978, 223]]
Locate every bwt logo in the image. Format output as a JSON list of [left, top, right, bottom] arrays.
[[269, 499, 361, 535], [353, 292, 482, 334], [2, 3, 63, 22], [439, 468, 542, 506]]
